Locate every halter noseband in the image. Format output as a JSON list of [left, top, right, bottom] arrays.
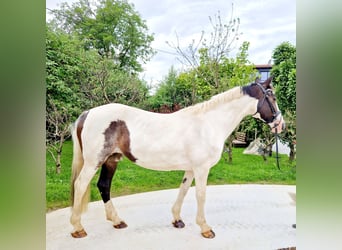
[[254, 82, 280, 124]]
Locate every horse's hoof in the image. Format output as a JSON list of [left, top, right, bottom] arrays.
[[172, 219, 185, 228], [201, 229, 215, 239], [114, 221, 128, 229], [71, 229, 87, 238]]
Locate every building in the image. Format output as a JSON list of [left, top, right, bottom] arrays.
[[254, 64, 272, 81]]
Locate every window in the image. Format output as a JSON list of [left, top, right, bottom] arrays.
[[254, 65, 272, 82], [260, 71, 269, 81]]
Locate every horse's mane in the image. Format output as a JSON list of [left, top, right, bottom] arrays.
[[178, 86, 244, 115]]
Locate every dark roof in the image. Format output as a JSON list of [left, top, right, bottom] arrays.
[[254, 64, 272, 69]]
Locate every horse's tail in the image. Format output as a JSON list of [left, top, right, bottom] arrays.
[[70, 113, 90, 213]]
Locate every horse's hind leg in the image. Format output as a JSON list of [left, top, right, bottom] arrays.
[[70, 162, 98, 238], [194, 168, 215, 238], [97, 153, 127, 229], [171, 170, 194, 228]]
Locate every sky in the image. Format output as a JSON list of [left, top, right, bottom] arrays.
[[46, 0, 296, 88]]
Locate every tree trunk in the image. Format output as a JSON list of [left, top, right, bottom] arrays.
[[56, 159, 61, 174], [267, 143, 273, 157], [228, 139, 233, 164], [289, 143, 296, 162], [55, 135, 64, 174], [224, 135, 234, 164], [261, 145, 268, 162], [261, 154, 267, 162]]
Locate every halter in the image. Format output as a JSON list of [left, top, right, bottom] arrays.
[[254, 82, 281, 124], [254, 82, 282, 170]]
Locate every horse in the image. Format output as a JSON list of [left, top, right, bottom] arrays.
[[69, 76, 285, 239]]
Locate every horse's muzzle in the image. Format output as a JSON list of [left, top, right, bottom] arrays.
[[270, 116, 285, 133]]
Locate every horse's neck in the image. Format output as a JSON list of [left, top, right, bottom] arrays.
[[202, 94, 258, 139]]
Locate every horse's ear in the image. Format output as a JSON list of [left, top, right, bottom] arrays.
[[262, 76, 273, 88]]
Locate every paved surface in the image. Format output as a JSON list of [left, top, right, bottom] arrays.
[[46, 184, 296, 250]]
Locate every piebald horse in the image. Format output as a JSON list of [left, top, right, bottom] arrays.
[[70, 77, 285, 239]]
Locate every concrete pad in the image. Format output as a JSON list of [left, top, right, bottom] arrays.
[[46, 184, 296, 250]]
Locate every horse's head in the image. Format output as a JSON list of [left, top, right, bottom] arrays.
[[243, 76, 285, 133]]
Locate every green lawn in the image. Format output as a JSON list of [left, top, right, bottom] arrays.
[[46, 140, 296, 212]]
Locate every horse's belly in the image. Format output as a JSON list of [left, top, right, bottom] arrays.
[[133, 150, 193, 171], [134, 160, 192, 171], [127, 121, 218, 171]]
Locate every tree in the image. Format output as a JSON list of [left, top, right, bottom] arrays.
[[166, 8, 246, 95], [49, 0, 155, 73], [167, 8, 241, 72], [46, 24, 87, 173], [78, 54, 150, 107], [152, 41, 256, 114], [271, 42, 296, 113], [149, 66, 194, 112], [160, 9, 257, 162], [46, 98, 74, 174], [271, 42, 296, 161]]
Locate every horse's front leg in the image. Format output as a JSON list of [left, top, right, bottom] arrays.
[[194, 168, 215, 239], [172, 170, 194, 228]]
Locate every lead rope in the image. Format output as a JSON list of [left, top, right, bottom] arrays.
[[275, 127, 281, 170]]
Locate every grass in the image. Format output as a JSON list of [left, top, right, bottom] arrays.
[[46, 140, 296, 212]]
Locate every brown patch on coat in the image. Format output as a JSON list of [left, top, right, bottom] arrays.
[[106, 152, 123, 164], [99, 120, 137, 164], [76, 111, 89, 152]]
